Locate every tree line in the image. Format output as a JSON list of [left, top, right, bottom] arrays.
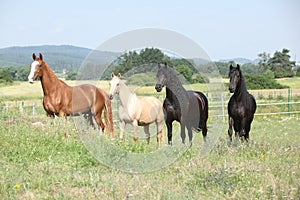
[[1, 48, 299, 89]]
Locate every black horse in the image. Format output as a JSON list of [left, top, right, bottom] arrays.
[[228, 64, 256, 142], [155, 63, 208, 145]]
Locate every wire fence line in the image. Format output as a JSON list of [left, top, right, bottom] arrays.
[[1, 99, 300, 121], [1, 88, 300, 120]]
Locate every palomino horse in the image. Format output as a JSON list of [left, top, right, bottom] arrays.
[[28, 53, 114, 137], [155, 63, 208, 145], [228, 64, 256, 142], [109, 73, 164, 146]]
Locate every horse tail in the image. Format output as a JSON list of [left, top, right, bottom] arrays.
[[194, 91, 208, 131], [103, 91, 115, 138]]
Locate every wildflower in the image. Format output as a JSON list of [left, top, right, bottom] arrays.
[[260, 153, 265, 161], [13, 184, 21, 190]]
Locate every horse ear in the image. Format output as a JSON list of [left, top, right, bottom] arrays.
[[39, 53, 43, 61], [237, 64, 240, 70], [230, 64, 233, 70], [118, 73, 121, 78], [32, 53, 36, 60], [111, 72, 115, 78]]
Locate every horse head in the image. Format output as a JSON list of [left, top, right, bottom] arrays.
[[228, 64, 241, 93], [109, 72, 121, 100], [155, 63, 168, 92], [28, 53, 44, 84]]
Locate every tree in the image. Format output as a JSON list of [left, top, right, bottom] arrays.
[[266, 48, 295, 78], [174, 65, 193, 82], [139, 48, 165, 64], [0, 69, 13, 84], [258, 52, 270, 73], [17, 66, 30, 81], [296, 67, 300, 77], [66, 71, 78, 80]]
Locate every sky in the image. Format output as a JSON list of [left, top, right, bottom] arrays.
[[0, 0, 299, 61]]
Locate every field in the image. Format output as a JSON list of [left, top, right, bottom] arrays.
[[1, 79, 300, 199]]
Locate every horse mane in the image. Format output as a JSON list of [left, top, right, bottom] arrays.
[[160, 64, 187, 95], [41, 61, 60, 81], [230, 65, 253, 105], [160, 64, 189, 112], [41, 60, 70, 87], [238, 68, 247, 92]]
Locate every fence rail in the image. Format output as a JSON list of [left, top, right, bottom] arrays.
[[1, 89, 300, 121]]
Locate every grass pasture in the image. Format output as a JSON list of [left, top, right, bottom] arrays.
[[1, 114, 299, 199], [1, 79, 300, 199]]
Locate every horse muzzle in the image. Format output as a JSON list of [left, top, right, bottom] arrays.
[[229, 87, 235, 93], [155, 84, 162, 92], [28, 78, 34, 84], [109, 94, 114, 100]]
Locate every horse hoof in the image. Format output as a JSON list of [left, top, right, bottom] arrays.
[[133, 136, 138, 142]]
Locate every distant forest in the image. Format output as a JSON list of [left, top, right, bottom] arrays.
[[0, 45, 299, 89]]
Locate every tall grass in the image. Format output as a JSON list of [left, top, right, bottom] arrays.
[[0, 112, 299, 199]]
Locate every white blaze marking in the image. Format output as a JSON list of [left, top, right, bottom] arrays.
[[28, 61, 39, 83]]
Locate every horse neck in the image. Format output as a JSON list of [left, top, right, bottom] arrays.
[[233, 76, 248, 100], [118, 82, 137, 107], [40, 63, 60, 96], [165, 77, 189, 108]]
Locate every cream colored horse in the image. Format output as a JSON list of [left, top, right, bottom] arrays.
[[109, 73, 164, 146]]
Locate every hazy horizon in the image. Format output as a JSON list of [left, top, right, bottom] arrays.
[[1, 0, 299, 61]]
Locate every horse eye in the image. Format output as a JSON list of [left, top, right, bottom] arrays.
[[117, 83, 120, 86]]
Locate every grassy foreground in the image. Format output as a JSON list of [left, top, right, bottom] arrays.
[[0, 113, 299, 199]]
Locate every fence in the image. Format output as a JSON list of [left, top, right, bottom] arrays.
[[1, 89, 300, 121]]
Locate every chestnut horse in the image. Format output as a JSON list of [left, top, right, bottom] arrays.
[[28, 53, 114, 137]]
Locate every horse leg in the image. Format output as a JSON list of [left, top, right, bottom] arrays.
[[119, 120, 126, 140], [200, 118, 208, 142], [84, 113, 95, 128], [228, 117, 234, 142], [239, 118, 247, 142], [180, 123, 186, 144], [166, 120, 173, 145], [244, 121, 252, 142], [156, 121, 163, 148], [144, 125, 150, 144], [94, 113, 105, 134], [133, 120, 138, 142], [187, 126, 193, 147]]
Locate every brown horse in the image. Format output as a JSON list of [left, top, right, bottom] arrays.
[[28, 53, 114, 137]]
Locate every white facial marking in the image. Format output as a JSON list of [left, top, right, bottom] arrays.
[[28, 61, 39, 83]]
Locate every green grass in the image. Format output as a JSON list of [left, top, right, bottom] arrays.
[[277, 77, 300, 88], [1, 78, 300, 199], [0, 113, 299, 199]]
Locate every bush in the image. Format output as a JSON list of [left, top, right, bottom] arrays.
[[244, 70, 288, 90], [296, 67, 300, 77]]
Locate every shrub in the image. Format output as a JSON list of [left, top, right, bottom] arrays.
[[244, 70, 288, 90]]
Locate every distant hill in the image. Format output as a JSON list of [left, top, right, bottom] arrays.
[[218, 57, 255, 64], [0, 45, 120, 72]]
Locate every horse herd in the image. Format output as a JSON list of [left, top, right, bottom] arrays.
[[28, 53, 256, 147]]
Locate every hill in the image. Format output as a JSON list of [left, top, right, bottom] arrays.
[[0, 45, 119, 72], [218, 57, 254, 64]]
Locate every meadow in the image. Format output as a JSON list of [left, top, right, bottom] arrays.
[[0, 79, 300, 199]]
